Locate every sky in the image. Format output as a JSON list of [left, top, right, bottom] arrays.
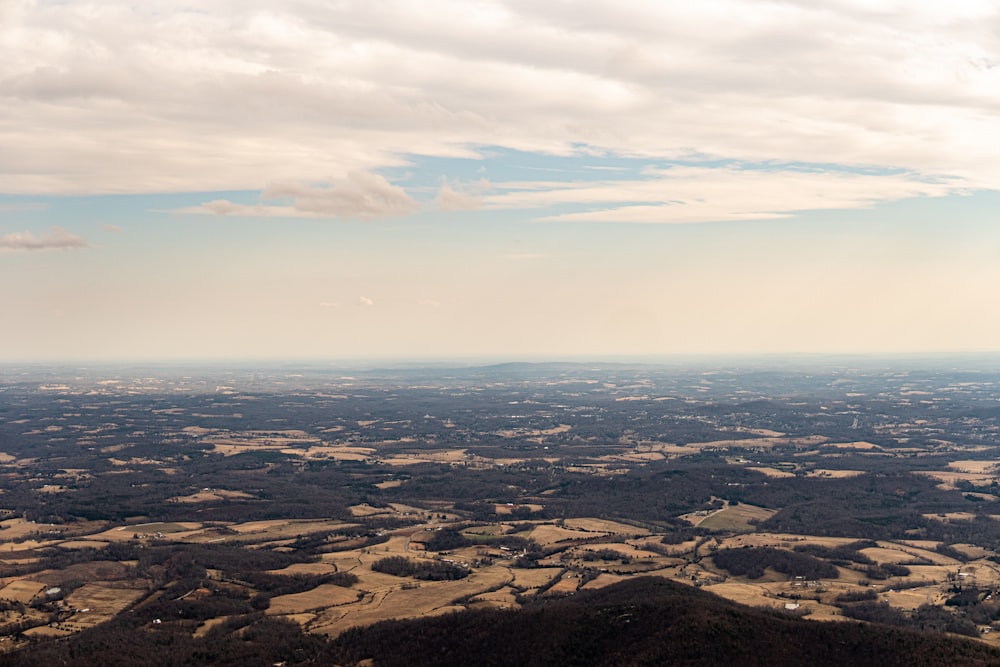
[[2, 0, 1000, 363]]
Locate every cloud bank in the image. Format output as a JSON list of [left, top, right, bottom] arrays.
[[1, 0, 998, 203]]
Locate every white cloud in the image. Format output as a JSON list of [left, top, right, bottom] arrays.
[[101, 223, 123, 233], [0, 0, 998, 200], [264, 173, 417, 218], [358, 296, 375, 307], [319, 301, 339, 308], [177, 172, 417, 219], [0, 226, 88, 252]]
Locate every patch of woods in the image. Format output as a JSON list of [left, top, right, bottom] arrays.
[[239, 570, 357, 595], [712, 546, 839, 580], [659, 523, 711, 545], [580, 548, 632, 564], [710, 542, 913, 585], [794, 540, 912, 579], [419, 526, 545, 571], [243, 571, 358, 611], [371, 556, 469, 581], [423, 527, 472, 551]]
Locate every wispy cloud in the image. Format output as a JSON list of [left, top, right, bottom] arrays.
[[0, 202, 47, 213], [358, 296, 375, 307], [487, 166, 966, 224], [177, 172, 418, 220], [416, 298, 442, 307], [183, 201, 301, 218], [437, 178, 491, 211], [101, 224, 123, 233], [0, 226, 88, 252]]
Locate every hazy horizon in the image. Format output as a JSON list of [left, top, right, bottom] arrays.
[[3, 2, 999, 362], [6, 352, 1000, 375]]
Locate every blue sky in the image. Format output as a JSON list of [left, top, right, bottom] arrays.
[[2, 1, 999, 362]]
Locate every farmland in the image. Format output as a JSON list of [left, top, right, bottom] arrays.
[[3, 360, 1000, 659]]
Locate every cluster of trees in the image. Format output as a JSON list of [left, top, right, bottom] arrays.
[[839, 601, 980, 638], [423, 528, 471, 552], [795, 540, 879, 565], [793, 541, 911, 579], [660, 524, 711, 545], [239, 571, 359, 611], [712, 547, 839, 580], [835, 589, 879, 604], [864, 562, 912, 580], [238, 570, 356, 594], [944, 587, 1000, 626], [371, 556, 469, 581], [580, 548, 631, 564]]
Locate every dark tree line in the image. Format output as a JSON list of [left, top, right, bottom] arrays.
[[371, 556, 469, 581], [712, 546, 839, 580]]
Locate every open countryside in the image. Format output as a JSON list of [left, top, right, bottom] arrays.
[[2, 362, 1000, 663]]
